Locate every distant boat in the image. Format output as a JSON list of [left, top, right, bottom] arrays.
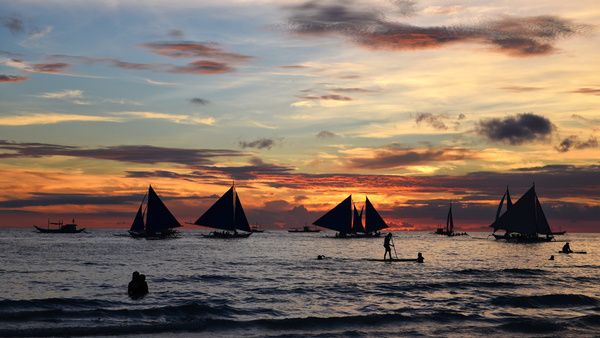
[[194, 184, 252, 238], [489, 184, 554, 243], [129, 185, 181, 239], [434, 204, 467, 236], [250, 224, 265, 233], [288, 225, 321, 233], [34, 219, 85, 233], [313, 195, 388, 237]]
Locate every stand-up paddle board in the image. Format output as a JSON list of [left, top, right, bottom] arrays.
[[366, 258, 418, 262], [557, 251, 587, 254]]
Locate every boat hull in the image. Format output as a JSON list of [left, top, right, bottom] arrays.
[[34, 226, 85, 233], [492, 233, 554, 243], [129, 229, 179, 239], [202, 231, 252, 238]]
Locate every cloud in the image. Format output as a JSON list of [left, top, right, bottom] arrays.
[[238, 138, 281, 150], [0, 74, 29, 82], [571, 114, 600, 124], [346, 145, 480, 170], [477, 113, 555, 145], [114, 111, 216, 125], [170, 60, 232, 74], [31, 62, 69, 73], [190, 98, 210, 105], [555, 136, 599, 152], [282, 1, 590, 57], [36, 89, 83, 99], [294, 94, 352, 101], [168, 29, 185, 38], [415, 112, 448, 130], [500, 86, 543, 93], [1, 14, 25, 34], [569, 88, 600, 96], [0, 113, 123, 126], [0, 141, 246, 166], [138, 41, 253, 62], [317, 130, 336, 138]]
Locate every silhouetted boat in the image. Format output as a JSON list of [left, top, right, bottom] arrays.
[[313, 195, 388, 237], [34, 219, 85, 233], [194, 184, 252, 238], [490, 184, 554, 242], [288, 225, 321, 232], [129, 185, 181, 239], [434, 204, 467, 236]]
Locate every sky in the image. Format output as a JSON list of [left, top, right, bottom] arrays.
[[1, 0, 599, 232]]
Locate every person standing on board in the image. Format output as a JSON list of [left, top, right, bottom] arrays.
[[383, 233, 394, 260]]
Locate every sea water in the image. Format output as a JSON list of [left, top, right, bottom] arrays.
[[1, 229, 599, 337]]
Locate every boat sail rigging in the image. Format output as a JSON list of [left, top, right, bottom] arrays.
[[129, 185, 181, 239], [434, 203, 466, 236], [313, 195, 388, 237], [194, 184, 252, 238], [490, 184, 554, 242]]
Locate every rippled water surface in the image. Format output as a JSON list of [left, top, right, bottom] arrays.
[[1, 229, 599, 337]]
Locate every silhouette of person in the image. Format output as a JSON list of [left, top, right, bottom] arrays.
[[549, 255, 555, 260], [383, 233, 393, 260], [416, 252, 424, 263], [128, 271, 148, 299], [562, 242, 573, 253]]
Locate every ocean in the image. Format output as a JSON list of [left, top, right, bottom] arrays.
[[1, 228, 599, 337]]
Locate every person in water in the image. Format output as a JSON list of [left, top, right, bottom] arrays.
[[562, 242, 573, 253], [383, 233, 394, 260], [416, 252, 424, 263], [128, 271, 149, 299]]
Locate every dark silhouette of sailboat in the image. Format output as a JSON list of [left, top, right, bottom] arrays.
[[194, 184, 252, 238], [313, 195, 388, 237], [129, 185, 181, 239], [34, 219, 85, 233], [490, 184, 554, 242], [434, 204, 467, 236]]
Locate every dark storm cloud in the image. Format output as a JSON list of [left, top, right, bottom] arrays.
[[190, 98, 210, 105], [138, 41, 254, 62], [0, 141, 245, 166], [238, 138, 280, 150], [346, 145, 480, 170], [555, 135, 599, 152], [477, 113, 555, 145], [0, 75, 29, 82], [317, 130, 336, 138], [282, 1, 590, 56]]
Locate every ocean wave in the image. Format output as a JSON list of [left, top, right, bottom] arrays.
[[491, 294, 599, 308], [499, 319, 565, 334]]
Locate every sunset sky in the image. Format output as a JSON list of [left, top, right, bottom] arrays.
[[1, 0, 599, 232]]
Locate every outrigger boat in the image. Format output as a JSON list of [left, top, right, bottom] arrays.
[[434, 204, 468, 236], [489, 184, 555, 243], [194, 184, 252, 238], [313, 195, 388, 238], [288, 225, 321, 233], [34, 219, 85, 233], [129, 185, 181, 239]]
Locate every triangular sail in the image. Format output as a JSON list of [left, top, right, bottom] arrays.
[[489, 185, 549, 235], [145, 186, 181, 232], [130, 201, 145, 232], [234, 192, 251, 232], [364, 197, 388, 233], [353, 205, 365, 233], [313, 195, 352, 233], [446, 204, 454, 233], [194, 186, 251, 231], [495, 192, 506, 221]]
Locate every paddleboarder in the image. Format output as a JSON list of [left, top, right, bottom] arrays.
[[383, 233, 394, 260], [417, 252, 424, 263], [562, 242, 573, 253]]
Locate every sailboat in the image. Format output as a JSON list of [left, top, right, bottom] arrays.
[[129, 185, 181, 239], [194, 184, 252, 238], [434, 204, 468, 236], [489, 184, 554, 242], [312, 195, 388, 237]]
